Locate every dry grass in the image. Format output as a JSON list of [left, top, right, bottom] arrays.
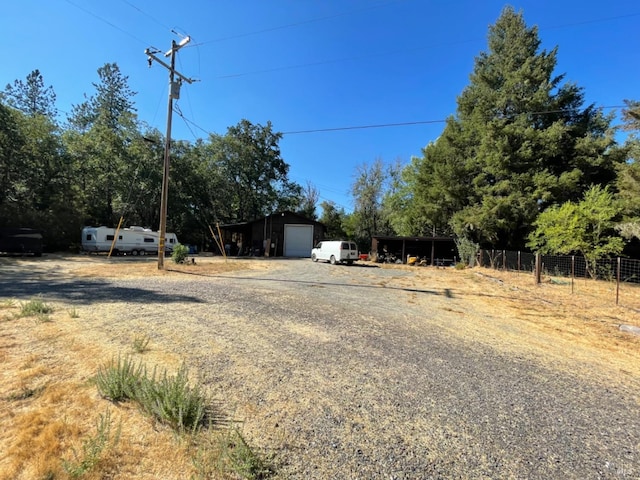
[[70, 255, 252, 278], [391, 265, 640, 384]]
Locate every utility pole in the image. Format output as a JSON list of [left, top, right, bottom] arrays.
[[145, 37, 194, 269]]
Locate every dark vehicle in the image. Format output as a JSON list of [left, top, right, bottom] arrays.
[[0, 228, 43, 256]]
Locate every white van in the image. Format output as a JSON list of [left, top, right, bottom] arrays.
[[311, 240, 359, 265]]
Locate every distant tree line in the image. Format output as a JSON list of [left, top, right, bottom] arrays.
[[0, 66, 314, 251], [2, 7, 639, 264]]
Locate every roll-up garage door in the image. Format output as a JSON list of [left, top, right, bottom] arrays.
[[284, 224, 313, 257]]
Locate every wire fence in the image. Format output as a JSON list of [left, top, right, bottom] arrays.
[[478, 249, 640, 310]]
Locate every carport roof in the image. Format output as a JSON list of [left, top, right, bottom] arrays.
[[372, 235, 454, 242]]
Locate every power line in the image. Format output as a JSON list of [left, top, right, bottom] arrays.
[[210, 12, 640, 80], [64, 0, 152, 46], [120, 0, 173, 32], [542, 11, 640, 31], [174, 103, 200, 141], [192, 0, 405, 46], [283, 119, 447, 135], [170, 104, 627, 139]]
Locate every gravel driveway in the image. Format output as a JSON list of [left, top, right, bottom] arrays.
[[2, 256, 639, 479]]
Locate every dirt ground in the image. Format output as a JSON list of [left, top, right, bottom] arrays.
[[1, 255, 640, 479]]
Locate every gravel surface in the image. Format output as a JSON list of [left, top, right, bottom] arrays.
[[2, 256, 640, 479]]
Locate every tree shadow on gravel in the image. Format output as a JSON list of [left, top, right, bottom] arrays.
[[0, 276, 204, 305], [170, 270, 451, 297]]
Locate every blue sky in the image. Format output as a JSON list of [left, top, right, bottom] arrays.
[[2, 1, 639, 213]]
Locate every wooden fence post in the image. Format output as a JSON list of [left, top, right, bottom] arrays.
[[535, 253, 541, 284], [571, 255, 575, 294], [616, 257, 621, 305]]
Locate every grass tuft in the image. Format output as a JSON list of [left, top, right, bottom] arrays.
[[222, 428, 275, 479], [62, 409, 121, 478], [132, 334, 151, 353], [192, 427, 275, 480], [1, 299, 16, 309], [68, 307, 80, 318], [4, 385, 45, 401], [20, 297, 54, 318]]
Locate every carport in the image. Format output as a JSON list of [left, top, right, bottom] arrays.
[[371, 235, 457, 265]]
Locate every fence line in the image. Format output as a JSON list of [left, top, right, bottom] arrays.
[[477, 249, 640, 310]]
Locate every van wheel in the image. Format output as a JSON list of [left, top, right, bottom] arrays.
[[311, 253, 317, 262], [330, 255, 337, 265], [132, 250, 138, 256]]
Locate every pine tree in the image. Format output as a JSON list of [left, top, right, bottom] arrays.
[[413, 6, 623, 248]]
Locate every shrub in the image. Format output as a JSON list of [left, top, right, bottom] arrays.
[[455, 237, 479, 267], [135, 364, 207, 433], [94, 356, 144, 402], [172, 243, 189, 264]]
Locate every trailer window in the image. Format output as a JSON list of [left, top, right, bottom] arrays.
[[85, 234, 92, 241], [144, 237, 155, 243], [168, 238, 175, 244], [106, 235, 114, 241]]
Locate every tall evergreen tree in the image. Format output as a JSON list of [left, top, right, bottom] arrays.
[[413, 6, 622, 249], [2, 69, 57, 118], [65, 63, 139, 226]]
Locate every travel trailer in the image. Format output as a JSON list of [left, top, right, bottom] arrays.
[[81, 226, 178, 256]]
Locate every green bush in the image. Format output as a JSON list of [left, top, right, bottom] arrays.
[[172, 243, 189, 264], [136, 364, 206, 433], [94, 356, 144, 402]]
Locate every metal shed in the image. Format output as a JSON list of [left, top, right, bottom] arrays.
[[219, 211, 325, 257]]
